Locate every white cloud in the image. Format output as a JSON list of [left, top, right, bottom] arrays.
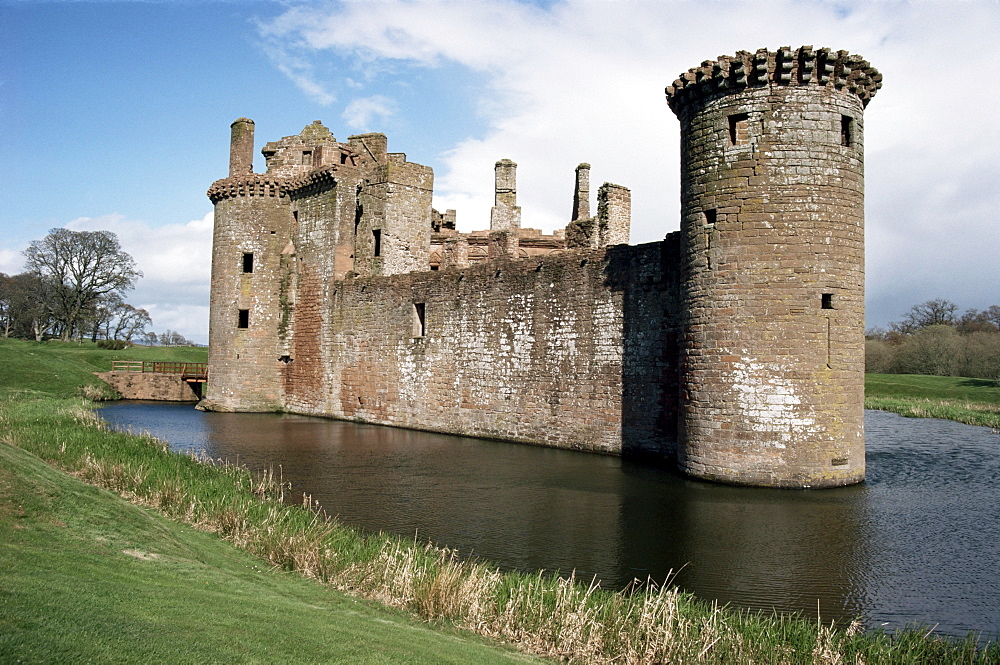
[[342, 94, 396, 130], [259, 0, 1000, 328], [66, 212, 213, 342], [0, 247, 23, 275]]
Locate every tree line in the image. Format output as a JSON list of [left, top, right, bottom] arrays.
[[866, 299, 1000, 380], [0, 228, 193, 346]]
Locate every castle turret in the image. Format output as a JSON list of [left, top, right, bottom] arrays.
[[204, 118, 293, 412], [667, 46, 882, 488]]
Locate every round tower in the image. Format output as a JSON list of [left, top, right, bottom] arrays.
[[666, 47, 882, 488], [203, 118, 293, 412]]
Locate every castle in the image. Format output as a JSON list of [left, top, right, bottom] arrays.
[[202, 46, 882, 489]]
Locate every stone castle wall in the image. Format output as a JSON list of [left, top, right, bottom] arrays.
[[202, 45, 881, 488], [277, 242, 681, 455]]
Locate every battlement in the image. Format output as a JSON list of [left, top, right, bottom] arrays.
[[207, 175, 285, 203], [285, 165, 346, 198], [665, 46, 882, 116]]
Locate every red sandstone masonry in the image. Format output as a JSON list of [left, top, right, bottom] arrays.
[[202, 46, 878, 488], [669, 46, 877, 487]]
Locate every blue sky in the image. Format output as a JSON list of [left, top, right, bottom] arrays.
[[2, 0, 998, 344]]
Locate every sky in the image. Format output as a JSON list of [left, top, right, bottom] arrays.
[[1, 0, 998, 345]]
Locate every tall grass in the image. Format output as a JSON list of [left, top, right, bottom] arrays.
[[2, 392, 996, 664]]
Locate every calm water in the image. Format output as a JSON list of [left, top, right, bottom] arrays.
[[98, 403, 1000, 639]]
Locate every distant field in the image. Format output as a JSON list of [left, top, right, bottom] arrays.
[[865, 373, 1000, 428], [0, 339, 207, 399]]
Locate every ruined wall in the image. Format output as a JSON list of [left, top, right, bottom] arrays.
[[204, 45, 879, 487], [279, 244, 681, 455]]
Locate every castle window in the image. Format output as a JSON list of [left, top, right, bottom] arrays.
[[704, 209, 717, 226], [841, 115, 853, 147], [301, 150, 313, 166], [412, 303, 426, 338], [242, 252, 253, 273], [237, 309, 249, 328], [822, 293, 834, 309], [373, 229, 382, 257], [729, 113, 749, 146]]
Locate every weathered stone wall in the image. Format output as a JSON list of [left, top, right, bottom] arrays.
[[204, 45, 880, 487], [667, 46, 879, 487], [95, 372, 202, 402], [279, 244, 681, 455], [203, 180, 292, 412]]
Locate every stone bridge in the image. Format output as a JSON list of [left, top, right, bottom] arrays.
[[95, 361, 207, 402]]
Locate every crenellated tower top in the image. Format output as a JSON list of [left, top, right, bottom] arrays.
[[665, 46, 882, 117]]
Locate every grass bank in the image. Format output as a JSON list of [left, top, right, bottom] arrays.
[[1, 339, 997, 662], [865, 373, 1000, 429], [0, 429, 535, 663], [0, 337, 207, 400]]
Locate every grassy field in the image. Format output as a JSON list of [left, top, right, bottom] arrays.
[[865, 373, 1000, 429], [1, 338, 997, 663], [0, 337, 207, 400]]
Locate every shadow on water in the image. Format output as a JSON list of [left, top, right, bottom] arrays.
[[98, 403, 1000, 639]]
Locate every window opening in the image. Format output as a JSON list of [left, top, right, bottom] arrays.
[[237, 309, 249, 329], [841, 116, 853, 147], [729, 113, 749, 146], [412, 303, 426, 338], [430, 265, 439, 271], [242, 252, 253, 273], [822, 293, 834, 309], [301, 150, 313, 166], [372, 229, 382, 257], [704, 209, 717, 226]]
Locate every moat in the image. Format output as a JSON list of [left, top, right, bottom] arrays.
[[98, 404, 999, 640]]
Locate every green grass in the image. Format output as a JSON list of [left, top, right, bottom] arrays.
[[865, 374, 1000, 429], [0, 338, 207, 400], [0, 414, 536, 663]]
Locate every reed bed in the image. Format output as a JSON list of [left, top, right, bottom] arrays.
[[2, 393, 996, 664], [864, 396, 1000, 429]]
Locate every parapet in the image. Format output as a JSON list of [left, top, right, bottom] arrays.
[[665, 46, 882, 116], [207, 175, 285, 203]]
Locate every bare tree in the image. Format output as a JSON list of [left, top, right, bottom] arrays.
[[891, 298, 958, 334], [956, 308, 1000, 335], [0, 272, 55, 340], [110, 303, 152, 342], [23, 229, 142, 341]]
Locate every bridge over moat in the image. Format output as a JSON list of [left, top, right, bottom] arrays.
[[96, 361, 208, 402]]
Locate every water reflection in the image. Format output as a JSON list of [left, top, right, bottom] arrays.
[[98, 403, 1000, 639]]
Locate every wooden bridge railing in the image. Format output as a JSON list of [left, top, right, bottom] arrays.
[[110, 360, 208, 381]]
